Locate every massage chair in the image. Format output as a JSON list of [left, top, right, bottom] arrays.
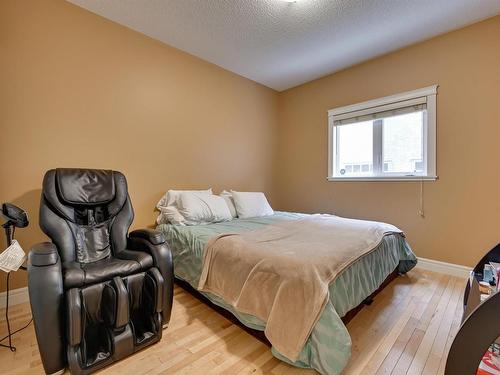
[[27, 168, 174, 375]]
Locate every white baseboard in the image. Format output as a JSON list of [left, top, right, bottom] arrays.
[[0, 286, 29, 309], [416, 257, 471, 278]]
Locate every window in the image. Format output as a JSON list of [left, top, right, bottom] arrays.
[[328, 85, 437, 181]]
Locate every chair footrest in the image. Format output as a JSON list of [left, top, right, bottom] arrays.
[[65, 269, 165, 374]]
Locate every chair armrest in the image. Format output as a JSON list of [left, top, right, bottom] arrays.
[[29, 242, 60, 266], [129, 229, 165, 245], [28, 242, 65, 375]]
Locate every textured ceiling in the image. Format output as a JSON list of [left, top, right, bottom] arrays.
[[67, 0, 500, 91]]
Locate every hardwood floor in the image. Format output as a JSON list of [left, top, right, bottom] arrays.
[[0, 268, 465, 374]]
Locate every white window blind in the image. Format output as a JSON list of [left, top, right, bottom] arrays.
[[333, 98, 426, 125]]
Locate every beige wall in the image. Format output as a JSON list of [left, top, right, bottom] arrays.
[[0, 0, 279, 291], [1, 1, 498, 293], [276, 16, 500, 267]]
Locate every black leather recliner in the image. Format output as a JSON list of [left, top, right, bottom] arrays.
[[28, 168, 174, 375]]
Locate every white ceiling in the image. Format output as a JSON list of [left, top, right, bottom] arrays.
[[67, 0, 500, 91]]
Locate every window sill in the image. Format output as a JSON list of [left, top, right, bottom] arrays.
[[327, 175, 438, 182]]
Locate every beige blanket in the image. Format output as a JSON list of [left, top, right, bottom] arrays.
[[198, 215, 402, 361]]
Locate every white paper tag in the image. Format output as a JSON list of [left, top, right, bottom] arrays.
[[0, 240, 26, 272]]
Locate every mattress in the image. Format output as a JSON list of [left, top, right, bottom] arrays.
[[156, 212, 417, 375]]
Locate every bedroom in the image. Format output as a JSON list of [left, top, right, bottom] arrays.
[[0, 0, 499, 374]]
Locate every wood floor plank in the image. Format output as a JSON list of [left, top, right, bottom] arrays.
[[375, 273, 446, 375], [436, 280, 467, 375], [344, 270, 431, 374], [375, 317, 419, 375], [421, 278, 464, 375], [406, 277, 457, 375], [0, 270, 465, 375], [362, 299, 418, 374], [390, 274, 451, 375]]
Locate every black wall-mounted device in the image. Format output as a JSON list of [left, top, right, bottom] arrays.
[[1, 203, 29, 229]]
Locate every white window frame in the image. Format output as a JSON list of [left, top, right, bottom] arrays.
[[327, 85, 438, 182]]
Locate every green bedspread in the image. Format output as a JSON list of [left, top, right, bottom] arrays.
[[156, 212, 417, 375]]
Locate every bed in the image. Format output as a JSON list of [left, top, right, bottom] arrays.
[[156, 211, 417, 375]]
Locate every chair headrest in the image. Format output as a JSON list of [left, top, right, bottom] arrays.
[[56, 168, 115, 205], [42, 168, 129, 223]]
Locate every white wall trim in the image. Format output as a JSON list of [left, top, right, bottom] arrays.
[[327, 176, 438, 182], [0, 286, 29, 309], [416, 257, 471, 278]]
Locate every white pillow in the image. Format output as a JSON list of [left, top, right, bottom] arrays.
[[163, 189, 212, 207], [156, 206, 186, 225], [220, 190, 237, 218], [156, 189, 212, 225], [231, 191, 274, 218], [178, 192, 232, 225], [156, 189, 212, 209]]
